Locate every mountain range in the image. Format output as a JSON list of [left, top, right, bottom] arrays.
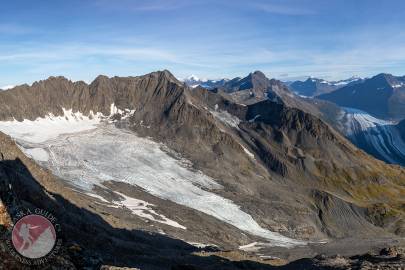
[[318, 73, 405, 120], [186, 72, 405, 166], [183, 75, 229, 89], [287, 76, 363, 97], [0, 70, 404, 269]]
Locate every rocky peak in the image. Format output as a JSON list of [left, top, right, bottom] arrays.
[[369, 73, 405, 89], [148, 70, 182, 85]]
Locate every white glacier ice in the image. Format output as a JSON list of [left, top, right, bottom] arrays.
[[0, 111, 304, 247], [343, 108, 405, 165]]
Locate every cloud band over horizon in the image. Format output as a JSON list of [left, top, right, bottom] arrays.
[[1, 0, 405, 85]]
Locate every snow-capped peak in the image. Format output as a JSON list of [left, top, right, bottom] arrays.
[[187, 75, 199, 81], [186, 75, 207, 83], [307, 76, 362, 86]]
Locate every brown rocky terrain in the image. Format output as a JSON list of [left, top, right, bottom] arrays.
[[0, 70, 404, 269]]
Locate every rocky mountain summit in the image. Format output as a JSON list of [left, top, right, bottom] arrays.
[[0, 70, 404, 269]]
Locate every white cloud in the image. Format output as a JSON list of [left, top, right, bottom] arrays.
[[1, 85, 15, 90]]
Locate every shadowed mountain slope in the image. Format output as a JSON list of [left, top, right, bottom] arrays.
[[0, 71, 404, 267], [318, 73, 405, 120]]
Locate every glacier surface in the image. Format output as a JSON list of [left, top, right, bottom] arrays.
[[0, 113, 304, 247], [343, 108, 405, 165]]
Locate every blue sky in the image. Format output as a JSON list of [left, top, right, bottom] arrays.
[[1, 0, 405, 87]]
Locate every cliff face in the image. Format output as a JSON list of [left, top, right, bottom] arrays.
[[0, 71, 404, 267]]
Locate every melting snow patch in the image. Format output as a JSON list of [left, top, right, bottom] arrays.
[[241, 145, 255, 159], [85, 192, 110, 203], [113, 191, 187, 229], [391, 83, 404, 88], [188, 242, 217, 249], [239, 242, 261, 252]]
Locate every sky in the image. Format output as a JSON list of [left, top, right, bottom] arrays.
[[1, 0, 405, 87]]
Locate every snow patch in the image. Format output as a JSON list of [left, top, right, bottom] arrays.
[[391, 83, 404, 88], [239, 242, 261, 252], [188, 242, 217, 249], [241, 145, 255, 159], [211, 108, 241, 129], [113, 191, 186, 229], [85, 192, 110, 203]]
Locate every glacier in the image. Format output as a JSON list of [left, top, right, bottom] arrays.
[[343, 108, 405, 165], [0, 112, 305, 247]]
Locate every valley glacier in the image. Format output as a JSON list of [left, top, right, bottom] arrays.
[[343, 108, 405, 165], [0, 112, 304, 247]]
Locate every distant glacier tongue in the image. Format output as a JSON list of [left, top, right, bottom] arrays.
[[0, 116, 304, 247]]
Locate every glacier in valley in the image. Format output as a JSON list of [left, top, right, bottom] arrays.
[[0, 111, 304, 247], [343, 108, 405, 166]]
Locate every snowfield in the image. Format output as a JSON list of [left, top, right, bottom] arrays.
[[0, 108, 102, 143], [0, 111, 305, 247]]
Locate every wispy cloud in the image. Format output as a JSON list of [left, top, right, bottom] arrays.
[[251, 1, 315, 15], [94, 0, 190, 11]]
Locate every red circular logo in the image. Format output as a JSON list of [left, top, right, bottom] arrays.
[[11, 214, 57, 259]]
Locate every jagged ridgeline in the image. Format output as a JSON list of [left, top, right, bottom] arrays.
[[0, 70, 404, 269]]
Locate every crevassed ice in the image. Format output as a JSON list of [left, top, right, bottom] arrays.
[[343, 107, 405, 164], [0, 110, 304, 247]]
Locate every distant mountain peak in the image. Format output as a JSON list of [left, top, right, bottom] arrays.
[[186, 74, 206, 82], [251, 70, 266, 77], [318, 73, 405, 119], [289, 76, 363, 97]]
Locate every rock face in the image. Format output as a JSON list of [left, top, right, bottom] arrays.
[[0, 70, 405, 268], [318, 73, 405, 120], [210, 71, 325, 120]]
